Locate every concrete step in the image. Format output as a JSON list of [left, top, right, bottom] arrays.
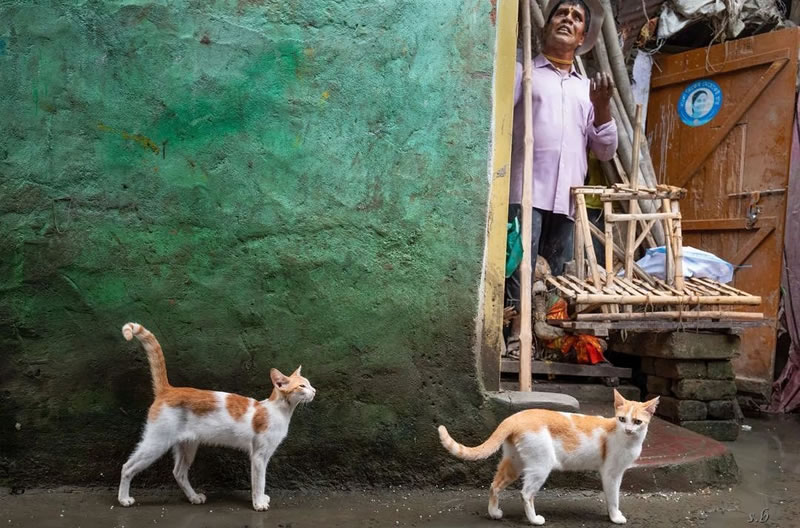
[[500, 380, 641, 402]]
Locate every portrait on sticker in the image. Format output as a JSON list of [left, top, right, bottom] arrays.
[[678, 80, 722, 127]]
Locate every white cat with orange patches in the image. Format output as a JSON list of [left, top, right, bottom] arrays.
[[117, 322, 315, 511], [438, 390, 658, 525]]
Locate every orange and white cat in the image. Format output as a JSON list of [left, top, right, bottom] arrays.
[[117, 322, 315, 511], [438, 390, 658, 525]]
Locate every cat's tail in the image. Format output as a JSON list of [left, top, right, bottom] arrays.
[[122, 322, 170, 396], [437, 423, 509, 461]]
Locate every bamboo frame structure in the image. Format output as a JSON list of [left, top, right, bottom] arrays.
[[560, 182, 764, 323]]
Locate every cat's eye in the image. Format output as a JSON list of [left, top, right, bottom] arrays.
[[300, 384, 307, 388], [633, 419, 642, 425], [618, 417, 626, 423]]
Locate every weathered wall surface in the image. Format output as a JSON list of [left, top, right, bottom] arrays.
[[0, 1, 499, 487]]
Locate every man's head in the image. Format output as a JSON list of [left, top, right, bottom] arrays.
[[543, 0, 590, 56]]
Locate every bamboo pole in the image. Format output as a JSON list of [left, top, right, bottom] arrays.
[[606, 212, 681, 222], [671, 199, 685, 291], [575, 206, 585, 280], [599, 0, 636, 120], [625, 105, 643, 281], [604, 201, 614, 285], [587, 221, 656, 285], [573, 294, 762, 305], [519, 0, 534, 392], [577, 311, 765, 321], [663, 198, 676, 287]]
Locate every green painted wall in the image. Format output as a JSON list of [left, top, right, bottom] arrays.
[[0, 0, 500, 488]]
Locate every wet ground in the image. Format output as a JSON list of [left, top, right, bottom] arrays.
[[2, 413, 799, 528]]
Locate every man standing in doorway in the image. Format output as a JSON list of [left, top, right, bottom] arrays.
[[505, 0, 617, 355]]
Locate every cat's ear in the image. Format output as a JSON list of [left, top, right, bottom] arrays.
[[642, 396, 660, 416], [613, 389, 626, 409], [270, 368, 290, 389], [292, 365, 302, 376]]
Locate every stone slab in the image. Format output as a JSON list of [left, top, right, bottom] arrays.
[[613, 332, 740, 360], [680, 420, 740, 442], [654, 395, 707, 421], [706, 361, 735, 380], [487, 391, 579, 413], [672, 379, 737, 401], [653, 359, 707, 379], [499, 382, 640, 402], [646, 375, 673, 396], [707, 400, 736, 420]]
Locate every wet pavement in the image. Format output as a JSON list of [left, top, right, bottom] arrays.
[[2, 413, 799, 528]]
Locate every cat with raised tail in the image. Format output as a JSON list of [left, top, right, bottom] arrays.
[[438, 390, 658, 525], [117, 322, 315, 511]]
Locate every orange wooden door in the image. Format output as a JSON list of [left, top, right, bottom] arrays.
[[647, 29, 799, 395]]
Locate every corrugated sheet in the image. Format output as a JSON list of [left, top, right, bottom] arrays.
[[616, 0, 668, 52]]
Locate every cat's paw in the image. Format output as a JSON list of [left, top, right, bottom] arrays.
[[488, 505, 503, 520], [118, 497, 135, 507], [189, 493, 206, 505], [252, 495, 271, 512], [609, 511, 627, 524], [530, 514, 545, 525]]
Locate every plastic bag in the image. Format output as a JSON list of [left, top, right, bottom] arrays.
[[633, 246, 734, 283]]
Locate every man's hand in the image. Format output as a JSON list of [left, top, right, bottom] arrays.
[[590, 72, 614, 126]]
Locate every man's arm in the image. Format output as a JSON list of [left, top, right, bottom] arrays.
[[587, 71, 617, 161]]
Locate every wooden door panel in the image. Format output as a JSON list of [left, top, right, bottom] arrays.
[[647, 28, 799, 391]]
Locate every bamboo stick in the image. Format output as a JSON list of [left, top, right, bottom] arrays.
[[587, 221, 656, 285], [632, 219, 657, 253], [671, 199, 685, 291], [577, 311, 765, 321], [573, 294, 762, 305], [625, 105, 643, 281], [599, 0, 636, 120], [575, 206, 585, 280], [518, 0, 534, 392], [606, 212, 681, 222], [576, 195, 603, 290], [662, 198, 676, 287], [604, 201, 614, 286]]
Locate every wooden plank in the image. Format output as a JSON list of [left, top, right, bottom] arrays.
[[731, 223, 776, 267], [501, 360, 632, 378], [650, 48, 790, 88], [683, 216, 777, 231], [677, 59, 788, 189]]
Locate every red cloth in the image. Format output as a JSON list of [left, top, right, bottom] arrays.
[[544, 298, 608, 365]]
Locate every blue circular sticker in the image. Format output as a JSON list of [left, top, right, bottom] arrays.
[[678, 80, 722, 127]]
